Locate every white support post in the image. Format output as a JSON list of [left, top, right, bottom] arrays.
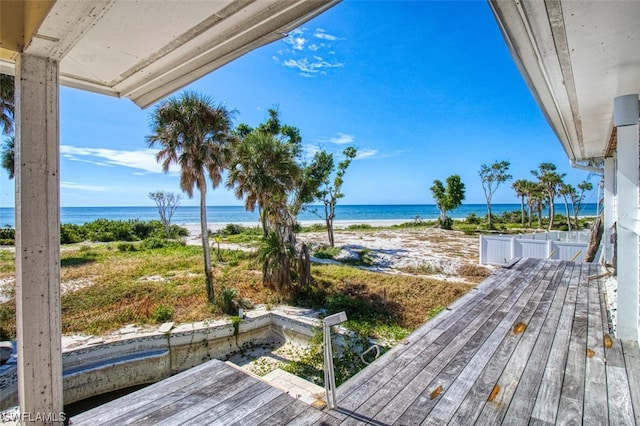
[[614, 94, 639, 342], [603, 157, 616, 265], [15, 54, 63, 422]]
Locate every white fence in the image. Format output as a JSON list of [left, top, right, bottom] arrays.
[[479, 231, 591, 265]]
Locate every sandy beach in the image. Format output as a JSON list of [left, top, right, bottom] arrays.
[[183, 220, 490, 283]]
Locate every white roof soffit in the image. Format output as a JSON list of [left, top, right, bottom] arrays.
[[0, 0, 339, 108], [489, 0, 640, 162]]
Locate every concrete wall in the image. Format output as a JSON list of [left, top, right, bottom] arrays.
[[0, 308, 318, 410]]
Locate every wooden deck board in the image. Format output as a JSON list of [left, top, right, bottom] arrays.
[[447, 263, 562, 425], [623, 339, 640, 425], [529, 264, 579, 424], [474, 262, 565, 424], [368, 260, 547, 424]]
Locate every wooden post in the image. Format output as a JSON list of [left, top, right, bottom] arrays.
[[603, 157, 616, 265], [15, 53, 64, 423]]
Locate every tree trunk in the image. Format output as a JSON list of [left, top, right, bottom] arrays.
[[527, 203, 533, 227], [199, 181, 214, 303], [487, 201, 493, 229], [548, 196, 555, 230], [520, 196, 525, 226], [562, 195, 571, 231], [298, 242, 310, 289], [325, 200, 335, 247], [584, 216, 603, 262], [537, 205, 542, 228]]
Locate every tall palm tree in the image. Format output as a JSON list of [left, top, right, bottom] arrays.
[[147, 91, 235, 303], [0, 74, 14, 136], [1, 136, 15, 179], [512, 179, 529, 226]]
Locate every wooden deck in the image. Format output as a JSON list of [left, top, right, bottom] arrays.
[[71, 258, 640, 425]]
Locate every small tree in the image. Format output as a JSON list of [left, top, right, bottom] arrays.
[[479, 160, 511, 228], [558, 183, 575, 231], [308, 146, 357, 247], [149, 190, 182, 236], [531, 162, 566, 230], [571, 181, 593, 225], [430, 174, 465, 230]]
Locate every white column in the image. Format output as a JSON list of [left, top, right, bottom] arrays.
[[614, 94, 639, 342], [603, 156, 615, 265], [15, 54, 63, 422]]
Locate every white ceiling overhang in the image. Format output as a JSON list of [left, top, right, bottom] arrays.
[[0, 0, 339, 108], [489, 0, 640, 161]]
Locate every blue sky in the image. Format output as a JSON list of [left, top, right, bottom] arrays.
[[0, 0, 599, 208]]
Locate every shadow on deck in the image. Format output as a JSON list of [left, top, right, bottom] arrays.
[[71, 258, 640, 425]]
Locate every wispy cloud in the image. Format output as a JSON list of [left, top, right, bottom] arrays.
[[356, 149, 379, 160], [61, 145, 163, 174], [318, 133, 355, 145], [275, 27, 344, 77], [61, 181, 109, 192], [314, 28, 341, 41]]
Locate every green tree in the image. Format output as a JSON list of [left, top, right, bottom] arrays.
[[1, 136, 14, 179], [572, 181, 593, 225], [512, 179, 529, 226], [529, 184, 546, 228], [308, 147, 357, 246], [147, 91, 235, 303], [479, 160, 511, 228], [531, 162, 566, 230], [430, 174, 465, 229], [558, 183, 575, 231], [0, 74, 14, 136], [227, 109, 302, 289], [149, 190, 182, 237]]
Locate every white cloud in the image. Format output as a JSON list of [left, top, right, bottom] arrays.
[[318, 133, 355, 145], [61, 145, 163, 173], [282, 58, 343, 76], [314, 28, 340, 41], [276, 27, 344, 77], [356, 149, 379, 160], [61, 181, 108, 192]]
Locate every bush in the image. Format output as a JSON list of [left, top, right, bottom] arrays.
[[465, 213, 481, 225], [153, 305, 174, 323], [220, 287, 239, 315], [347, 224, 372, 231], [116, 242, 137, 252], [314, 246, 341, 259], [60, 223, 84, 244], [141, 237, 167, 250]]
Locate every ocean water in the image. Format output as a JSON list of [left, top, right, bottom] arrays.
[[0, 203, 598, 227]]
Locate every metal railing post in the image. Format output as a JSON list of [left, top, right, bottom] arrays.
[[323, 311, 347, 410]]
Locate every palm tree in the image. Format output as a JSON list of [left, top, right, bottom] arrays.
[[531, 162, 566, 230], [512, 179, 529, 226], [147, 91, 235, 303], [1, 136, 14, 179], [227, 130, 300, 289], [529, 184, 546, 229], [0, 74, 14, 136]]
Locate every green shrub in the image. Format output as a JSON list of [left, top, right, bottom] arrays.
[[314, 246, 341, 259], [220, 287, 239, 315], [60, 223, 85, 244], [347, 224, 372, 231], [153, 305, 174, 323], [465, 213, 481, 225], [116, 242, 137, 252], [141, 237, 167, 250]]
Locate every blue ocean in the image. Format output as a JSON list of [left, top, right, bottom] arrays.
[[0, 204, 598, 228]]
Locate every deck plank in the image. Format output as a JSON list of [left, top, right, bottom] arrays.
[[474, 261, 566, 424], [529, 263, 579, 424], [71, 359, 232, 425], [556, 262, 589, 424], [583, 263, 608, 425], [373, 260, 553, 425], [410, 261, 560, 425], [333, 261, 540, 422], [501, 262, 572, 423], [448, 262, 574, 426], [623, 339, 640, 425], [226, 393, 299, 426]]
